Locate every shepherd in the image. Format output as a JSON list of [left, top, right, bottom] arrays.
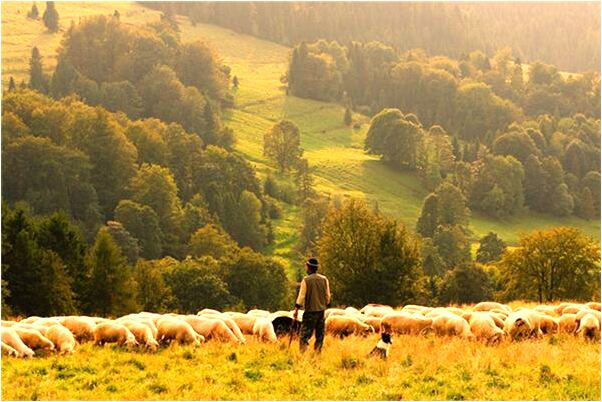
[[293, 258, 331, 353]]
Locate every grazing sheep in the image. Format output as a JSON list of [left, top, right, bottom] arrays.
[[93, 322, 138, 348], [575, 313, 600, 341], [156, 318, 203, 345], [252, 317, 278, 343], [575, 309, 601, 328], [561, 305, 585, 315], [558, 314, 579, 334], [381, 313, 432, 335], [585, 302, 601, 311], [0, 328, 34, 357], [46, 325, 77, 354], [182, 316, 239, 343], [1, 320, 17, 327], [487, 313, 507, 329], [538, 314, 559, 334], [195, 312, 246, 344], [12, 327, 54, 351], [504, 311, 541, 340], [474, 302, 511, 313], [227, 313, 258, 335], [468, 313, 505, 344], [362, 316, 382, 333], [325, 316, 374, 338], [60, 317, 96, 342], [1, 341, 20, 357], [431, 314, 474, 339], [120, 320, 160, 351]]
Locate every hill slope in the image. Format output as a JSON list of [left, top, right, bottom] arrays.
[[2, 2, 599, 272]]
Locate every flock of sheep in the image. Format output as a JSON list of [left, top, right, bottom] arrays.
[[1, 301, 600, 358]]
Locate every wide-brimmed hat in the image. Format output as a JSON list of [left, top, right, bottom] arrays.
[[306, 258, 319, 269]]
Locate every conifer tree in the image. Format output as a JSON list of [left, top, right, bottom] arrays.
[[344, 107, 352, 126], [27, 2, 39, 19], [8, 76, 16, 92], [43, 1, 60, 32], [29, 47, 47, 93], [85, 226, 139, 316]]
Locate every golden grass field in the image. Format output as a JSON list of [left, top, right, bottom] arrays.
[[2, 333, 600, 400]]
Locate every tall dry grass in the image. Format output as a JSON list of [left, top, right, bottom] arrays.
[[2, 332, 599, 400]]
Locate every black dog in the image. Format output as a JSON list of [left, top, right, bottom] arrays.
[[368, 332, 392, 359]]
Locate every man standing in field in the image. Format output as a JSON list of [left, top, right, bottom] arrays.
[[293, 258, 331, 353]]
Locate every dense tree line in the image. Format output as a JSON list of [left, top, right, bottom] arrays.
[[35, 15, 233, 148], [1, 205, 290, 317], [288, 40, 599, 124], [365, 107, 600, 220], [146, 2, 600, 72]]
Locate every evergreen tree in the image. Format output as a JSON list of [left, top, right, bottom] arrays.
[[2, 207, 76, 316], [344, 107, 352, 126], [416, 193, 439, 238], [28, 3, 39, 19], [8, 76, 16, 92], [43, 1, 59, 32], [232, 75, 239, 88], [85, 226, 139, 316], [50, 58, 77, 98], [36, 212, 89, 310], [29, 47, 47, 93]]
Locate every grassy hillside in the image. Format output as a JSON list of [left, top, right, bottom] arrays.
[[2, 2, 599, 275], [173, 19, 600, 246], [2, 334, 600, 400]]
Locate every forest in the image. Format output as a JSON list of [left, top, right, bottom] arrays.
[[287, 40, 601, 221], [1, 3, 600, 320], [149, 1, 601, 72]]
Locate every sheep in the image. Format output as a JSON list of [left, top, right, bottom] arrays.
[[325, 315, 374, 338], [204, 314, 246, 344], [182, 316, 239, 343], [575, 313, 600, 341], [503, 311, 541, 340], [1, 320, 17, 327], [227, 312, 258, 335], [252, 317, 278, 343], [431, 314, 474, 339], [45, 325, 77, 354], [362, 316, 382, 333], [156, 318, 203, 345], [558, 313, 579, 334], [1, 341, 20, 357], [59, 316, 96, 342], [0, 328, 34, 357], [538, 314, 559, 334], [381, 312, 432, 335], [120, 320, 160, 351], [585, 302, 601, 311], [468, 313, 505, 344], [93, 322, 138, 348], [12, 327, 54, 351], [474, 302, 512, 313]]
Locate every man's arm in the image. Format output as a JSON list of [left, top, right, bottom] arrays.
[[294, 278, 306, 309], [325, 277, 331, 307]]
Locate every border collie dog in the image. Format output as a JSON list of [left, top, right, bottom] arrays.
[[368, 332, 392, 359]]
